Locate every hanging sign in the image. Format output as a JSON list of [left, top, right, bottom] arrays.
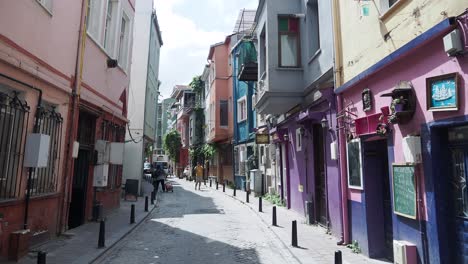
[[256, 133, 270, 144]]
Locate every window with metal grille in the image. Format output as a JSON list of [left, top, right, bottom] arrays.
[[30, 104, 63, 196], [101, 121, 125, 189], [0, 92, 30, 200]]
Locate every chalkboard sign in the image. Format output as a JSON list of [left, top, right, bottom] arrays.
[[347, 139, 363, 189], [124, 179, 139, 201], [392, 165, 417, 219]]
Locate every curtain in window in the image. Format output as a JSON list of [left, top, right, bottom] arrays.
[[280, 35, 298, 67]]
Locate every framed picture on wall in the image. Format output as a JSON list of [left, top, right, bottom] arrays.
[[347, 138, 363, 190], [426, 72, 459, 111]]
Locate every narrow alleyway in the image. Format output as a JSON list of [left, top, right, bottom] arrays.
[[93, 178, 298, 264]]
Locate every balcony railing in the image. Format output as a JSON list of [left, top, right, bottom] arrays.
[[238, 40, 258, 81]]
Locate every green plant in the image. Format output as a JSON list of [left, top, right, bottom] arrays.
[[163, 130, 182, 163], [189, 75, 204, 94], [347, 240, 362, 254], [202, 144, 216, 160], [263, 193, 286, 207]]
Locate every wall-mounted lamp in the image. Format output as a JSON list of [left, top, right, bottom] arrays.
[[299, 126, 306, 136], [321, 116, 328, 129], [283, 133, 289, 141]]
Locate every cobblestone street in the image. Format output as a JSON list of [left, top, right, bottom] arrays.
[[93, 178, 298, 264]]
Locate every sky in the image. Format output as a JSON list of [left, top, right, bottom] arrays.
[[154, 0, 258, 99]]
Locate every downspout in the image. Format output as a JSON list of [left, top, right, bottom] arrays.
[[231, 53, 237, 187], [60, 0, 87, 232], [332, 0, 349, 245]]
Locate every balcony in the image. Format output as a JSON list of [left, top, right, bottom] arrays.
[[237, 41, 258, 81]]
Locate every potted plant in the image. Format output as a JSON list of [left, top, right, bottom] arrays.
[[388, 96, 408, 124]]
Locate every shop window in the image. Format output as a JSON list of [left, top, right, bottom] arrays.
[[278, 16, 301, 67]]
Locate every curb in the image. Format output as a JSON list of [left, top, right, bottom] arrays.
[[89, 190, 161, 263], [209, 186, 303, 264]]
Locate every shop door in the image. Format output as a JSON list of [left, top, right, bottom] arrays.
[[313, 125, 327, 226], [448, 147, 468, 263]]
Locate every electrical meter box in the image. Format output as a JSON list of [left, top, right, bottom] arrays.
[[24, 133, 50, 168]]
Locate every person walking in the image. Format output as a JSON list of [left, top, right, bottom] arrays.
[[152, 165, 166, 192], [194, 162, 204, 190]]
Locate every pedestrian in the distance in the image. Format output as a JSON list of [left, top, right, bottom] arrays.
[[194, 162, 204, 190], [153, 165, 166, 192]]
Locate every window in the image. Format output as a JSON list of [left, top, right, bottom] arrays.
[[104, 0, 116, 53], [86, 0, 103, 41], [118, 13, 130, 69], [101, 121, 125, 189], [259, 27, 267, 75], [31, 105, 63, 196], [295, 128, 302, 151], [37, 0, 53, 14], [237, 96, 247, 122], [381, 0, 399, 13], [0, 92, 29, 200], [307, 0, 320, 58], [278, 16, 300, 67], [220, 100, 228, 127]]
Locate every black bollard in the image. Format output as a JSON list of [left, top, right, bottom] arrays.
[[259, 196, 263, 212], [216, 181, 219, 190], [292, 220, 298, 247], [334, 250, 342, 264], [145, 196, 149, 212], [37, 251, 46, 264], [272, 206, 277, 226], [151, 191, 154, 205], [223, 183, 225, 192], [98, 219, 105, 248], [233, 185, 236, 196], [210, 179, 212, 187], [246, 190, 249, 203], [130, 204, 135, 224]]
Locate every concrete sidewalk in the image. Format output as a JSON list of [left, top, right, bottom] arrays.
[[14, 180, 160, 264], [211, 183, 390, 264]]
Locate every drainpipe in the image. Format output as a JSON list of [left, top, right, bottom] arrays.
[[332, 0, 349, 245], [60, 0, 88, 232]]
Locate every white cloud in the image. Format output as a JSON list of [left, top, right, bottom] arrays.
[[155, 0, 258, 98]]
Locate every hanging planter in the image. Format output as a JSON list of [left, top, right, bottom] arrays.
[[376, 123, 391, 137]]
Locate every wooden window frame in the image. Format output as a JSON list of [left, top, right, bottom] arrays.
[[278, 15, 301, 68]]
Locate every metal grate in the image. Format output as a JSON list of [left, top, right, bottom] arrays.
[[0, 91, 30, 200], [30, 105, 63, 196]]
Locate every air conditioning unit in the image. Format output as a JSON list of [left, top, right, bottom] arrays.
[[393, 240, 417, 264], [443, 29, 463, 56]]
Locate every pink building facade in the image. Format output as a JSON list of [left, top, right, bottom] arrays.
[[0, 0, 134, 260], [336, 15, 468, 263], [206, 38, 234, 183]]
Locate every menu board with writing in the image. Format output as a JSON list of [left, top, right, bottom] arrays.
[[392, 165, 417, 219], [347, 139, 363, 189]]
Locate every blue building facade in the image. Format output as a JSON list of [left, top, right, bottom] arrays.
[[232, 40, 257, 190]]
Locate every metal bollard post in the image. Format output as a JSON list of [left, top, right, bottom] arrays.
[[334, 250, 342, 264], [223, 182, 226, 192], [246, 190, 249, 203], [291, 220, 298, 247], [145, 196, 149, 212], [98, 219, 105, 248], [259, 196, 263, 212], [210, 179, 212, 187], [151, 191, 154, 205], [130, 204, 135, 224], [37, 251, 47, 264], [272, 206, 277, 226], [233, 185, 236, 196], [216, 181, 219, 190]]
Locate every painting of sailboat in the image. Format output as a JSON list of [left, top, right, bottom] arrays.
[[427, 73, 458, 111]]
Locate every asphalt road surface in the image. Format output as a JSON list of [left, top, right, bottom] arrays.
[[93, 178, 298, 264]]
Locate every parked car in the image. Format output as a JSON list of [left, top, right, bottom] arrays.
[[143, 162, 152, 174]]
